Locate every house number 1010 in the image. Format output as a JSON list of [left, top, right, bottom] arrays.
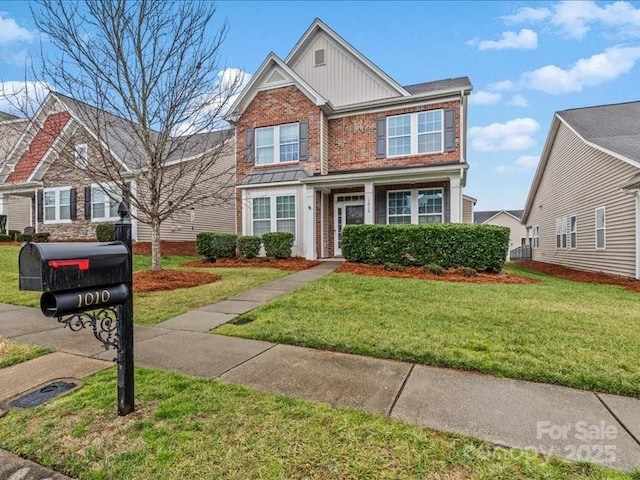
[[77, 290, 111, 308]]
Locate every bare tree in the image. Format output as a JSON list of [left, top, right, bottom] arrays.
[[24, 0, 240, 269]]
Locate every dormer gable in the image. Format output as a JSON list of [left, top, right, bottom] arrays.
[[285, 19, 409, 107]]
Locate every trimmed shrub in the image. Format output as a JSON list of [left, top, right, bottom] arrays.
[[423, 263, 444, 276], [384, 262, 404, 272], [341, 223, 510, 272], [262, 232, 294, 259], [96, 223, 116, 242], [16, 233, 32, 242], [32, 232, 50, 243], [0, 234, 12, 242], [238, 236, 262, 259], [455, 266, 477, 277], [196, 232, 237, 261]]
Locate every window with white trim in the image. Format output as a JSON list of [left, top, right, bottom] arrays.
[[252, 195, 296, 238], [387, 110, 443, 157], [92, 183, 121, 221], [595, 207, 606, 249], [570, 215, 577, 248], [255, 123, 299, 165], [75, 144, 88, 169], [532, 225, 540, 249], [387, 188, 444, 225], [43, 187, 71, 223]]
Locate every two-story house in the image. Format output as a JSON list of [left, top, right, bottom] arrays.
[[0, 92, 235, 241], [227, 19, 472, 259]]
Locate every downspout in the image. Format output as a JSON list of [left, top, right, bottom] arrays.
[[34, 189, 39, 234]]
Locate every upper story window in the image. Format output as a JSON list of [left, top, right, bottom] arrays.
[[255, 123, 300, 165], [387, 110, 443, 158], [43, 187, 72, 223], [75, 144, 88, 169]]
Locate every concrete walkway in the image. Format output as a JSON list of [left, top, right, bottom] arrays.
[[1, 262, 640, 472]]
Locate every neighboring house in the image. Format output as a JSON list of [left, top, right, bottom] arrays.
[[523, 101, 640, 279], [0, 93, 235, 241], [474, 209, 526, 255], [226, 19, 472, 259], [0, 112, 30, 233], [462, 194, 477, 224]]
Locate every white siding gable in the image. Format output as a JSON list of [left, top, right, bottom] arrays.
[[289, 32, 400, 107]]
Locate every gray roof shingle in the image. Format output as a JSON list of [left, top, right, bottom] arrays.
[[474, 210, 524, 224], [558, 101, 640, 164], [403, 77, 472, 95], [0, 111, 18, 122]]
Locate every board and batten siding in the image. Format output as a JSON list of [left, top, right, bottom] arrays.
[[289, 32, 399, 107], [136, 152, 236, 242], [527, 122, 638, 278]]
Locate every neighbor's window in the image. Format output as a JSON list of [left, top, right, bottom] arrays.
[[417, 189, 443, 223], [387, 110, 443, 157], [570, 215, 577, 248], [255, 123, 300, 165], [556, 218, 561, 249], [43, 187, 71, 222], [75, 144, 88, 169], [532, 225, 540, 249], [595, 207, 606, 249], [91, 184, 121, 221]]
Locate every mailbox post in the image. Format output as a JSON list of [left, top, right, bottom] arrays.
[[18, 200, 136, 416], [115, 202, 134, 416]]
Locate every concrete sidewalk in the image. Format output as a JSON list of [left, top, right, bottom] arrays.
[[1, 262, 640, 472]]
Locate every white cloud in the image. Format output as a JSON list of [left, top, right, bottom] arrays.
[[503, 7, 552, 24], [508, 94, 529, 107], [0, 14, 32, 45], [472, 29, 538, 51], [521, 45, 640, 94], [495, 155, 540, 174], [504, 1, 640, 40], [0, 81, 50, 116], [469, 90, 502, 106], [470, 118, 540, 152], [486, 79, 517, 92]]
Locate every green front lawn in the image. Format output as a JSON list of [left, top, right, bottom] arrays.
[[0, 367, 626, 479], [216, 265, 640, 397], [0, 245, 287, 325], [0, 336, 50, 369]]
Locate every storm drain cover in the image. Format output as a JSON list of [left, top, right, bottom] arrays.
[[10, 380, 78, 408]]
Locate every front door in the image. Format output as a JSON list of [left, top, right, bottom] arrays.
[[334, 195, 365, 256]]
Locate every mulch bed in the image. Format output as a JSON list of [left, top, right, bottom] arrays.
[[516, 260, 640, 292], [133, 241, 197, 256], [133, 269, 220, 292], [336, 262, 538, 285], [182, 257, 321, 272]]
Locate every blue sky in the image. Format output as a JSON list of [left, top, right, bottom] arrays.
[[1, 1, 640, 211]]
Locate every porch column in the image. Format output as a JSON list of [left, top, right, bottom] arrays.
[[364, 181, 374, 224], [449, 176, 462, 223], [303, 185, 316, 260], [0, 193, 5, 216]]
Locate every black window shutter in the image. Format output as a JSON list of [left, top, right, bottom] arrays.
[[69, 188, 77, 221], [299, 122, 309, 160], [444, 187, 450, 223], [37, 190, 43, 223], [376, 118, 386, 159], [84, 186, 92, 220], [375, 191, 387, 224], [245, 128, 255, 165], [444, 109, 455, 152]]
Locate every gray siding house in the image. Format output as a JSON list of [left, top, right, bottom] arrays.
[[523, 101, 640, 279]]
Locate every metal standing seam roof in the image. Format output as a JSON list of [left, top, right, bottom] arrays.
[[557, 101, 640, 164], [474, 210, 524, 224], [238, 167, 309, 185]]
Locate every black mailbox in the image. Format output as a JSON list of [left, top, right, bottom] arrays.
[[19, 242, 130, 292]]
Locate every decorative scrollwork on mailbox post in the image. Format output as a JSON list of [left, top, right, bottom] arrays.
[[18, 200, 135, 416]]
